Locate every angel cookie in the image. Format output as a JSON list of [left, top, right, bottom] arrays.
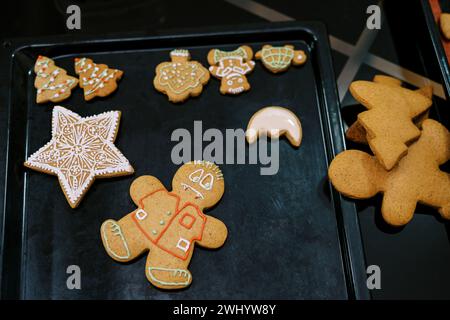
[[255, 45, 307, 73], [24, 106, 134, 208], [154, 49, 210, 103], [208, 45, 255, 95], [34, 56, 78, 104], [101, 161, 227, 289], [74, 58, 123, 101]]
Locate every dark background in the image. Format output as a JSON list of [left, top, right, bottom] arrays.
[[1, 0, 450, 300]]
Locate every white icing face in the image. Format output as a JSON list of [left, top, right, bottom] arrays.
[[173, 161, 224, 206], [180, 168, 215, 199]]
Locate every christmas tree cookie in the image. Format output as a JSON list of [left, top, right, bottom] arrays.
[[74, 58, 123, 101], [34, 56, 78, 104]]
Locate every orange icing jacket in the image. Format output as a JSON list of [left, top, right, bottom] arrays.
[[132, 189, 206, 260]]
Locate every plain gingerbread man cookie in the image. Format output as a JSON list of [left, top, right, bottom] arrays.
[[100, 161, 227, 289], [329, 119, 450, 226]]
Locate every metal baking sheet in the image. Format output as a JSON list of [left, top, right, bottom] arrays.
[[0, 22, 368, 299], [339, 1, 450, 299]]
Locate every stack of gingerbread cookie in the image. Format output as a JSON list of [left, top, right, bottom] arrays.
[[328, 75, 450, 226]]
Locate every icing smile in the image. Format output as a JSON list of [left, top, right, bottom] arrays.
[[180, 183, 204, 199], [228, 86, 244, 94]]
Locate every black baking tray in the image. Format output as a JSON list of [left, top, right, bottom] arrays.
[[0, 22, 369, 299], [339, 1, 450, 299]]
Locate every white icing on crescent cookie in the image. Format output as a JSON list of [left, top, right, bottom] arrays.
[[246, 106, 303, 147]]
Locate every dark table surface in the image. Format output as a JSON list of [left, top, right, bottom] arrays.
[[1, 0, 449, 299]]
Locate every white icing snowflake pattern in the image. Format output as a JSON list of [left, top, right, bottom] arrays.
[[25, 106, 134, 208]]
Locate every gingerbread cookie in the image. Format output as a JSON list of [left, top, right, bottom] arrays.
[[74, 58, 123, 101], [207, 45, 255, 95], [349, 78, 432, 170], [153, 49, 210, 103], [255, 45, 307, 73], [100, 161, 227, 289], [440, 13, 450, 40], [24, 106, 134, 208], [329, 119, 450, 226], [246, 106, 302, 147], [34, 56, 78, 104], [346, 76, 432, 144]]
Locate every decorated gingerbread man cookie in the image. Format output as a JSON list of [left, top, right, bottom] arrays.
[[154, 49, 210, 103], [24, 106, 134, 208], [74, 58, 123, 101], [329, 119, 450, 226], [207, 45, 255, 95], [34, 56, 78, 104], [100, 161, 227, 289]]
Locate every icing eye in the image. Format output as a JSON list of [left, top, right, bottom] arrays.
[[227, 80, 233, 86], [188, 169, 204, 183], [238, 78, 243, 83], [199, 174, 214, 191]]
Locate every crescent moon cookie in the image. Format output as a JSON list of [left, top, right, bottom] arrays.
[[24, 106, 134, 208], [34, 56, 78, 104], [246, 106, 302, 147], [74, 58, 123, 101], [255, 45, 307, 73], [153, 49, 210, 103], [100, 161, 227, 290], [207, 45, 255, 95]]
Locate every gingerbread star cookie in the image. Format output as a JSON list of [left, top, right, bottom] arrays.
[[34, 56, 78, 104], [153, 49, 210, 103], [207, 45, 255, 95], [24, 106, 134, 208], [74, 58, 123, 101]]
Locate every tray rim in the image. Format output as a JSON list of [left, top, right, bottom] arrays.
[[0, 21, 369, 300], [421, 0, 450, 99]]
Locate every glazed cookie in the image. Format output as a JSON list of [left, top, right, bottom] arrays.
[[74, 58, 123, 101], [208, 45, 255, 95], [100, 161, 227, 290], [346, 76, 432, 144], [246, 106, 302, 147], [329, 119, 450, 227], [349, 78, 432, 170], [153, 49, 210, 103], [34, 56, 78, 104], [255, 45, 307, 73], [24, 106, 134, 208]]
